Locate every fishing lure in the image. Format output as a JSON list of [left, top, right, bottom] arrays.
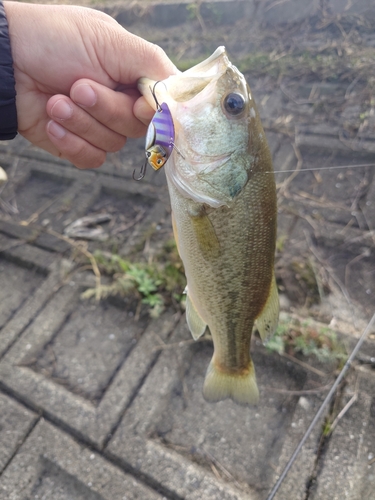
[[133, 83, 175, 181]]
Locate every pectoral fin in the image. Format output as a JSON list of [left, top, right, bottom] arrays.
[[255, 273, 279, 341], [188, 203, 220, 260], [186, 293, 207, 340]]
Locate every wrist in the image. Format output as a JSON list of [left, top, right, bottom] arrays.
[[0, 0, 17, 140]]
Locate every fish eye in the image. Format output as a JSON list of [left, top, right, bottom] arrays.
[[223, 93, 245, 116]]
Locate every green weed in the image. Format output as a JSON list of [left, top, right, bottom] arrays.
[[81, 242, 186, 318], [186, 2, 199, 21], [265, 315, 347, 366]]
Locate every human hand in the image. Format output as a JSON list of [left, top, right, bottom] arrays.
[[4, 1, 177, 168]]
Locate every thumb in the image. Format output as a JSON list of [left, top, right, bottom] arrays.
[[100, 23, 178, 84]]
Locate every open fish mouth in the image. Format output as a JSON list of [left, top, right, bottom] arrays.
[[138, 46, 230, 107], [137, 46, 251, 207]]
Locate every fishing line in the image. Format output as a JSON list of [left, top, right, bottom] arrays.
[[264, 162, 375, 175], [265, 310, 375, 500]]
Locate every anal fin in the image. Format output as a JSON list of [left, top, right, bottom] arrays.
[[255, 273, 279, 341]]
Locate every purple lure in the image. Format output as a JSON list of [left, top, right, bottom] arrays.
[[145, 102, 175, 171]]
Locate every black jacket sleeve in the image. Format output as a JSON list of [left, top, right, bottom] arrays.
[[0, 0, 17, 140]]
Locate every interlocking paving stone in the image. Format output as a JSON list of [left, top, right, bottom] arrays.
[[279, 147, 375, 227], [0, 278, 179, 447], [33, 301, 147, 404], [0, 392, 37, 473], [13, 171, 72, 221], [0, 236, 56, 272], [0, 256, 44, 331], [0, 243, 60, 358], [106, 318, 312, 499], [273, 390, 326, 499], [309, 372, 375, 499], [0, 154, 167, 253], [81, 174, 169, 256], [0, 159, 77, 223], [0, 135, 168, 188], [0, 419, 166, 500]]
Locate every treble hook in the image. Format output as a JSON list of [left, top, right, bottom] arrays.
[[132, 160, 147, 181]]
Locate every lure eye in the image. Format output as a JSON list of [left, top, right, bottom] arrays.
[[223, 93, 245, 116]]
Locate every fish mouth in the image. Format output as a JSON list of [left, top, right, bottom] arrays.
[[138, 46, 229, 108]]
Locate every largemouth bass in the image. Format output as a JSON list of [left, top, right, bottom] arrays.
[[139, 47, 279, 405]]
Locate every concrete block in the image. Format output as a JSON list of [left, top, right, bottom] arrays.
[[9, 170, 73, 224], [107, 317, 312, 499], [0, 235, 56, 272], [0, 419, 165, 500], [310, 372, 375, 499], [0, 220, 39, 241], [273, 389, 327, 499], [0, 247, 62, 357], [0, 280, 179, 447], [0, 253, 44, 332], [0, 392, 37, 473]]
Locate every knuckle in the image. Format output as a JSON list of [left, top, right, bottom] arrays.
[[106, 135, 127, 153], [149, 43, 168, 63], [127, 122, 147, 139], [89, 153, 106, 169], [74, 114, 94, 136], [70, 143, 105, 170]]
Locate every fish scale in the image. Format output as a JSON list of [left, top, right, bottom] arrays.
[[176, 175, 276, 367]]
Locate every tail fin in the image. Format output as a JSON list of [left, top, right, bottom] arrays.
[[203, 359, 259, 405]]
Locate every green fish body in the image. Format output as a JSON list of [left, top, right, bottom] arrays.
[[139, 47, 279, 405]]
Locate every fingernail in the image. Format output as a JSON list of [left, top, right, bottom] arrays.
[[72, 84, 97, 107], [51, 99, 73, 120], [48, 120, 66, 139]]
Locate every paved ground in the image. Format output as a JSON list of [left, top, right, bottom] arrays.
[[1, 1, 375, 499]]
